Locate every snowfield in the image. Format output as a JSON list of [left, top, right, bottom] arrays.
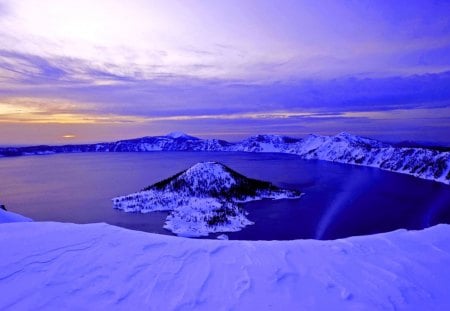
[[1, 221, 450, 310]]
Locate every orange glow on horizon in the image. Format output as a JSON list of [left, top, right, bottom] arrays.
[[62, 134, 76, 139]]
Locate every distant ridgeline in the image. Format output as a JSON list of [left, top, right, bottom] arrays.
[[0, 132, 449, 185]]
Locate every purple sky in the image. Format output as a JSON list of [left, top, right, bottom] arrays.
[[0, 0, 449, 145]]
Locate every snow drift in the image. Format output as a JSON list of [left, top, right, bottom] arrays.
[[1, 221, 449, 310]]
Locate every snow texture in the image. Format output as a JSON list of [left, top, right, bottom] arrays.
[[113, 162, 302, 237], [1, 221, 450, 310], [166, 131, 192, 139], [232, 132, 450, 184], [1, 132, 448, 184]]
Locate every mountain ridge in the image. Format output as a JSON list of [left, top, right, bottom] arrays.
[[0, 132, 449, 184]]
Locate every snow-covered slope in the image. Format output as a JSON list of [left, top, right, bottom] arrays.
[[1, 132, 449, 184], [0, 209, 32, 223], [231, 134, 302, 153], [1, 221, 450, 310], [234, 132, 450, 184], [113, 162, 302, 237], [0, 132, 233, 155], [293, 132, 450, 184]]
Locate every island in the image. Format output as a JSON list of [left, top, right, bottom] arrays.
[[112, 161, 302, 237]]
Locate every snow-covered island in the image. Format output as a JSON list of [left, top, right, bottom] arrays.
[[113, 161, 302, 237]]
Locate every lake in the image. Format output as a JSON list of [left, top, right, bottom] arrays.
[[0, 152, 449, 240]]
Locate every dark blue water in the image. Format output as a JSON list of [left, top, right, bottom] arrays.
[[0, 152, 449, 240]]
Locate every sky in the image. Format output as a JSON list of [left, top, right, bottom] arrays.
[[0, 0, 449, 145]]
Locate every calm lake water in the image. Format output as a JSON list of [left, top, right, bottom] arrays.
[[0, 152, 449, 240]]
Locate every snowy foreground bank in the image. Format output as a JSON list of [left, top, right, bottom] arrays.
[[1, 222, 450, 310]]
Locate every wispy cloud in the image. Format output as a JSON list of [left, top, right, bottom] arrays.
[[1, 48, 450, 123], [2, 0, 450, 81], [0, 0, 450, 144]]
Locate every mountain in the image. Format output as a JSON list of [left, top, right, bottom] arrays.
[[0, 132, 232, 155], [394, 140, 450, 152], [165, 131, 196, 139], [231, 134, 302, 153], [294, 133, 449, 184], [233, 132, 450, 184], [113, 161, 302, 237], [0, 132, 449, 184]]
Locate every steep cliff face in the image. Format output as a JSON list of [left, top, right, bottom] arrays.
[[293, 133, 450, 184], [233, 132, 450, 184]]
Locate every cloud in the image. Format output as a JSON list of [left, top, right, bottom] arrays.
[[0, 1, 449, 144], [1, 0, 450, 82], [1, 48, 450, 119]]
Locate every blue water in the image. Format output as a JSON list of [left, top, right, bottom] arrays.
[[0, 152, 449, 240]]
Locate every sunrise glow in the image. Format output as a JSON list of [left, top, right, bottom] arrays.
[[0, 0, 449, 144]]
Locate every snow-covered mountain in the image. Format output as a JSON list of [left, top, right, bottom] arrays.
[[1, 131, 449, 184], [113, 161, 302, 237], [237, 132, 450, 184], [304, 133, 449, 183], [108, 132, 232, 152], [0, 132, 232, 155], [231, 134, 302, 153]]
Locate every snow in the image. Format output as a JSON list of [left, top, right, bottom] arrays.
[[2, 132, 448, 184], [0, 209, 32, 223], [183, 161, 237, 190], [166, 131, 190, 139], [113, 162, 302, 237], [1, 221, 450, 310], [217, 233, 229, 240], [162, 198, 254, 237], [234, 133, 450, 185]]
